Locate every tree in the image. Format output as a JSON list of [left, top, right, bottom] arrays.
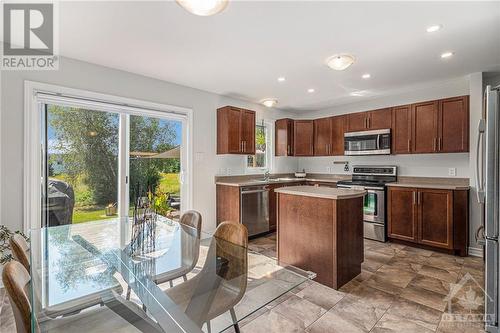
[[48, 106, 179, 207]]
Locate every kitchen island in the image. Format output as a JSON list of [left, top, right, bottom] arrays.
[[275, 186, 366, 289]]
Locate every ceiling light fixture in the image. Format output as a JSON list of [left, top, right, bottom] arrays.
[[262, 99, 278, 108], [426, 24, 442, 33], [176, 0, 229, 16], [307, 88, 315, 93], [441, 51, 454, 59], [362, 73, 371, 79], [277, 77, 286, 82], [326, 54, 355, 71]]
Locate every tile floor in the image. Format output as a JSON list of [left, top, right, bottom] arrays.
[[0, 234, 486, 333]]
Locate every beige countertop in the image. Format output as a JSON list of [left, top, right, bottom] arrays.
[[215, 174, 349, 187], [386, 176, 470, 190], [275, 185, 366, 200]]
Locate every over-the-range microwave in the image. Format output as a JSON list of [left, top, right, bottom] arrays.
[[344, 129, 391, 155]]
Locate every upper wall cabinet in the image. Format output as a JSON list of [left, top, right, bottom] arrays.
[[313, 116, 345, 156], [439, 96, 469, 153], [217, 106, 255, 155], [392, 105, 412, 154], [412, 100, 439, 153], [294, 120, 314, 156], [275, 118, 294, 156], [346, 108, 392, 132]]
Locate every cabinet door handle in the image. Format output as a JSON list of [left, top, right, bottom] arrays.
[[311, 143, 313, 154], [433, 138, 437, 151], [240, 141, 243, 152], [287, 145, 290, 155], [438, 137, 442, 151], [407, 139, 411, 152], [244, 140, 247, 152], [417, 192, 421, 205], [367, 117, 370, 129]]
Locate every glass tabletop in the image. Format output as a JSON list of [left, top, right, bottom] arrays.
[[29, 218, 315, 333]]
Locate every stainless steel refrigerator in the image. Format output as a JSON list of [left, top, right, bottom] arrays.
[[477, 84, 500, 332]]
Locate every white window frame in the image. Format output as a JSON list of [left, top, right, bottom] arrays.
[[246, 120, 273, 173], [23, 80, 193, 232]]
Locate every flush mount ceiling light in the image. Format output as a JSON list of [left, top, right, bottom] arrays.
[[261, 99, 278, 108], [426, 24, 442, 33], [176, 0, 229, 16], [362, 73, 371, 79], [307, 88, 315, 93], [326, 54, 355, 71], [277, 77, 286, 82], [441, 51, 454, 59]]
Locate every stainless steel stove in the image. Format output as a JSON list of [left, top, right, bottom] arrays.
[[337, 165, 397, 242]]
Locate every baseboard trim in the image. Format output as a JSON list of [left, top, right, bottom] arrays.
[[468, 246, 484, 257]]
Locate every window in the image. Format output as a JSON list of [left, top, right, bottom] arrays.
[[247, 123, 271, 170]]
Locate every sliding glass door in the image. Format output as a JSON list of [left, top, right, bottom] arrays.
[[41, 101, 184, 228]]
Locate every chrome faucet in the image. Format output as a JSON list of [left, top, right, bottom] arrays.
[[263, 170, 270, 181]]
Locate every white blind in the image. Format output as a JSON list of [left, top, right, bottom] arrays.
[[35, 92, 188, 121]]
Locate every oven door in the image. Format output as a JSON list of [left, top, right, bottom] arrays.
[[363, 188, 385, 223], [344, 129, 391, 155]]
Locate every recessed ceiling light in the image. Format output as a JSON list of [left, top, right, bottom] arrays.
[[441, 51, 454, 59], [261, 98, 278, 108], [349, 90, 370, 97], [176, 0, 228, 16], [426, 24, 442, 33], [307, 88, 315, 93], [326, 54, 355, 71], [277, 77, 286, 82], [362, 73, 371, 79]]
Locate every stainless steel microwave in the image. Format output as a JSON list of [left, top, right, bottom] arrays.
[[344, 129, 391, 155]]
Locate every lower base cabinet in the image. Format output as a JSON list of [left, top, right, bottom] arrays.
[[387, 186, 468, 256]]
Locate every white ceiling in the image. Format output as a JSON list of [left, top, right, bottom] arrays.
[[58, 1, 500, 113]]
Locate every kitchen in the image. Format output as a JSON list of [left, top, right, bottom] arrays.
[[1, 2, 499, 333]]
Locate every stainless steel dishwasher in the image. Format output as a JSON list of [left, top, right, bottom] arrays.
[[240, 185, 270, 237]]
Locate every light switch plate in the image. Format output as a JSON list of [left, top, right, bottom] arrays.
[[448, 168, 457, 176]]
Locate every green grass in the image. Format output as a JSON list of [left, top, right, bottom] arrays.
[[69, 173, 180, 223], [158, 173, 180, 195]]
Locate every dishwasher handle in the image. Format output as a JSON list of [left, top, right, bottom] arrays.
[[241, 189, 269, 194]]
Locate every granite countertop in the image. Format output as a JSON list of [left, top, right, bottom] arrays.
[[386, 176, 470, 190], [275, 186, 366, 200], [215, 174, 349, 187]]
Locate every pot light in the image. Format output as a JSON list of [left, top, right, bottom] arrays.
[[262, 99, 278, 108], [426, 24, 442, 33], [176, 0, 228, 16], [277, 77, 286, 82], [362, 73, 371, 79], [326, 54, 355, 71], [307, 88, 315, 93], [441, 51, 454, 59]]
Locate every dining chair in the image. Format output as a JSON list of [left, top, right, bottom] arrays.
[[164, 221, 248, 333], [10, 235, 124, 319], [2, 260, 162, 333], [152, 210, 202, 286], [9, 234, 30, 272]]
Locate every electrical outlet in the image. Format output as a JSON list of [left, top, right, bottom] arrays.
[[227, 168, 232, 175], [326, 166, 331, 173], [448, 168, 457, 176]]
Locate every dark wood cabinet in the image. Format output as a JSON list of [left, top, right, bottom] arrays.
[[392, 105, 412, 154], [388, 187, 418, 242], [275, 118, 294, 156], [412, 101, 439, 153], [369, 108, 392, 130], [419, 189, 453, 249], [439, 96, 469, 153], [388, 186, 467, 255], [294, 120, 314, 156], [330, 115, 345, 156], [347, 109, 392, 132], [314, 117, 332, 156], [217, 106, 255, 155], [346, 112, 368, 132]]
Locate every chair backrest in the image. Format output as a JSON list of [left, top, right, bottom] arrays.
[[2, 261, 32, 333], [179, 210, 202, 237], [10, 234, 30, 272]]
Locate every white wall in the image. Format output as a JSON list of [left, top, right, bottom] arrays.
[[0, 56, 297, 235], [295, 75, 485, 251]]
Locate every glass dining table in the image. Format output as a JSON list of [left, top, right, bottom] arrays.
[[29, 217, 315, 333]]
